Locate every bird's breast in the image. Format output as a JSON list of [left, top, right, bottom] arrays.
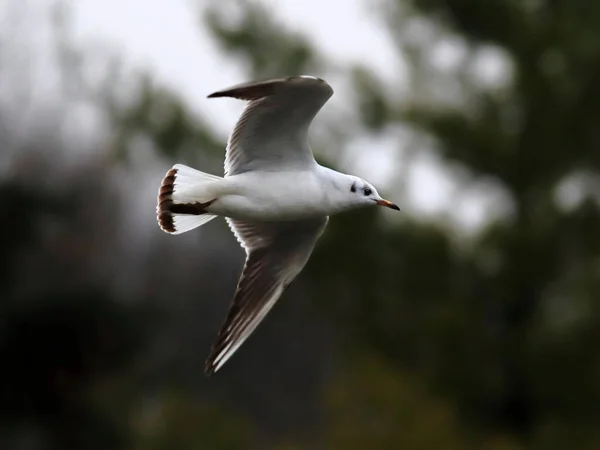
[[208, 171, 330, 221]]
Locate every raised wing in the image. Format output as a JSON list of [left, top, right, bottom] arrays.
[[204, 216, 328, 375], [208, 75, 334, 176]]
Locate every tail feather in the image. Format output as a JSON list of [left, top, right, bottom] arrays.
[[156, 164, 221, 235]]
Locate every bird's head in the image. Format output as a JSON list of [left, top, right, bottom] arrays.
[[345, 176, 400, 211]]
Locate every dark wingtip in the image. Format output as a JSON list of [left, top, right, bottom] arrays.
[[206, 81, 279, 100], [204, 350, 223, 376], [203, 338, 228, 376], [206, 76, 324, 101], [204, 362, 216, 377]]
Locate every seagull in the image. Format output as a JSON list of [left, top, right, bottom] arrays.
[[156, 75, 400, 375]]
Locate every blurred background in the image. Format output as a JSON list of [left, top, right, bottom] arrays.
[[1, 0, 600, 449]]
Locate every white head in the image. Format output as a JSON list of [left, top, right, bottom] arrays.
[[336, 174, 400, 212]]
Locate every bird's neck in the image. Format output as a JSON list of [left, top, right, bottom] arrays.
[[317, 165, 352, 188], [316, 165, 356, 212]]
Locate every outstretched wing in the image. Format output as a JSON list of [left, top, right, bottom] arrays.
[[204, 216, 328, 375], [207, 75, 333, 176]]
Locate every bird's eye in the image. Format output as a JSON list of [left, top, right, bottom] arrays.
[[364, 188, 372, 196], [350, 183, 356, 193]]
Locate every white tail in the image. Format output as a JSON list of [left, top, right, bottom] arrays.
[[156, 164, 222, 235]]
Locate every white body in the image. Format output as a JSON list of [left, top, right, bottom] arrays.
[[200, 166, 356, 221]]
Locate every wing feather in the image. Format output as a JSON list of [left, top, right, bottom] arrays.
[[207, 76, 333, 176], [205, 217, 328, 375]]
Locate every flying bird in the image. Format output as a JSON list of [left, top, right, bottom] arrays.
[[156, 75, 400, 375]]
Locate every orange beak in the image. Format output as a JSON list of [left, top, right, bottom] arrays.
[[375, 199, 400, 210]]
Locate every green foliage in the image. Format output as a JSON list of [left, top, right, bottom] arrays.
[[130, 391, 259, 450], [204, 0, 322, 79], [109, 74, 224, 164], [322, 354, 468, 450]]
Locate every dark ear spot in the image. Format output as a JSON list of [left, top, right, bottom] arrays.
[[350, 182, 356, 193]]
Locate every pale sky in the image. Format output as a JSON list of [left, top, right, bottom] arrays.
[[70, 0, 403, 142], [69, 0, 507, 231]]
